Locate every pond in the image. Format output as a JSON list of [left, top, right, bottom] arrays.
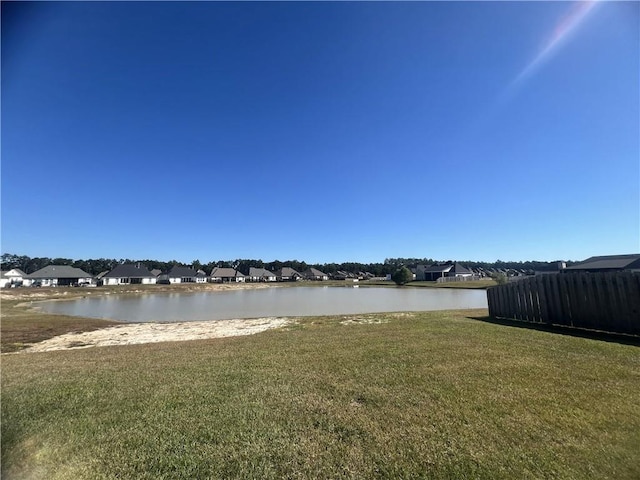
[[36, 286, 488, 323]]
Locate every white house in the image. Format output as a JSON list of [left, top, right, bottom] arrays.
[[247, 267, 277, 282], [162, 266, 198, 284], [416, 263, 473, 281], [102, 264, 157, 285], [274, 267, 303, 282], [28, 265, 94, 287], [0, 268, 30, 288], [210, 267, 245, 283], [195, 270, 208, 283]]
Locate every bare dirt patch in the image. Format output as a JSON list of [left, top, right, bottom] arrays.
[[16, 317, 293, 353]]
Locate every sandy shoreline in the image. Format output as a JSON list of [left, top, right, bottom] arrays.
[[15, 317, 294, 354]]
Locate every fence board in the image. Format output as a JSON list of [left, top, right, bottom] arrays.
[[549, 274, 564, 324], [489, 288, 498, 318], [563, 273, 577, 327], [516, 282, 526, 321], [529, 276, 541, 322], [524, 278, 536, 322], [514, 281, 525, 321], [496, 287, 503, 318], [557, 274, 572, 327], [569, 273, 587, 329], [591, 273, 608, 326], [535, 275, 549, 323], [604, 273, 621, 331], [624, 273, 640, 335], [507, 283, 518, 320], [581, 273, 597, 330], [486, 272, 640, 335], [614, 273, 631, 332]]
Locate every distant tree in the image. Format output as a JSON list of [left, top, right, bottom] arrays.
[[490, 272, 508, 285], [391, 266, 413, 285], [234, 259, 263, 275], [51, 257, 73, 266]]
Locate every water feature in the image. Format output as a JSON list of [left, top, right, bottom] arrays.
[[36, 286, 487, 323]]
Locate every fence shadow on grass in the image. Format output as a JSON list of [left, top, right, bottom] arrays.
[[466, 315, 640, 347]]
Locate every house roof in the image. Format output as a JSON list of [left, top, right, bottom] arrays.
[[168, 266, 197, 278], [249, 267, 276, 277], [421, 263, 472, 274], [450, 263, 472, 274], [150, 269, 162, 277], [564, 254, 640, 271], [304, 267, 327, 277], [196, 270, 208, 278], [28, 265, 93, 279], [96, 271, 109, 279], [103, 264, 155, 278], [210, 267, 244, 278], [276, 267, 302, 277], [422, 264, 454, 273], [1, 268, 27, 278]]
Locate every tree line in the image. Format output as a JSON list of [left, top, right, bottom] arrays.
[[2, 253, 572, 277]]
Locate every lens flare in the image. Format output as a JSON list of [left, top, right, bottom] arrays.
[[510, 0, 599, 90]]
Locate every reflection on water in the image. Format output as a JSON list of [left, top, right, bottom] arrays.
[[37, 287, 487, 323]]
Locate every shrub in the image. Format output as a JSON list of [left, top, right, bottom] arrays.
[[391, 266, 413, 285]]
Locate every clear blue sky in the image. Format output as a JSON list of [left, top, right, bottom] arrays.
[[2, 1, 638, 264]]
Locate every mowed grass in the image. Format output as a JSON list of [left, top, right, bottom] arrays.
[[2, 309, 639, 479]]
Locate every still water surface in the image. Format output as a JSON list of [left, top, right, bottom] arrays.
[[38, 287, 488, 323]]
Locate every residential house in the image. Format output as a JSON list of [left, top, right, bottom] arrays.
[[28, 265, 94, 287], [247, 267, 277, 282], [150, 269, 162, 278], [160, 266, 198, 284], [330, 271, 347, 280], [0, 268, 30, 288], [302, 267, 329, 281], [210, 267, 245, 283], [564, 254, 640, 273], [416, 263, 473, 281], [96, 271, 110, 285], [274, 267, 303, 282], [102, 264, 157, 285], [331, 270, 359, 280], [196, 270, 208, 283]]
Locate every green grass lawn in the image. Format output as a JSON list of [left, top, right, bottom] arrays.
[[2, 309, 639, 479]]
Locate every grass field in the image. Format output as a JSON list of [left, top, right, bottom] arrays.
[[2, 306, 639, 479]]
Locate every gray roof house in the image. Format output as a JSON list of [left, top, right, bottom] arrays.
[[165, 266, 198, 284], [247, 267, 277, 282], [303, 267, 328, 281], [28, 265, 94, 287], [210, 267, 246, 283], [416, 263, 472, 281], [274, 267, 303, 281], [564, 254, 640, 273], [102, 264, 157, 285]]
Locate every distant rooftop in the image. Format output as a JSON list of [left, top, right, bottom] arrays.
[[564, 254, 640, 271]]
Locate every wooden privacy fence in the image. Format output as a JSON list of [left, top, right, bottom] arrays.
[[487, 272, 640, 335]]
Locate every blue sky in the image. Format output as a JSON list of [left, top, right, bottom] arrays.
[[2, 1, 638, 264]]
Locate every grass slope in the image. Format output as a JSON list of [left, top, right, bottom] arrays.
[[2, 310, 639, 479]]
